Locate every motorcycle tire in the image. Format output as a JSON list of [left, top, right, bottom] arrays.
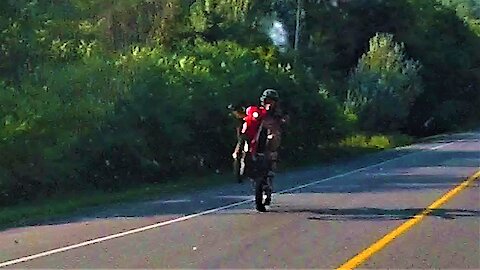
[[255, 178, 267, 212], [264, 177, 272, 206]]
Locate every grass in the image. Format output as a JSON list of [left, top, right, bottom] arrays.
[[340, 133, 413, 149], [281, 133, 413, 169], [0, 133, 413, 231]]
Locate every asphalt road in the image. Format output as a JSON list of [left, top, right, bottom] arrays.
[[1, 131, 479, 269]]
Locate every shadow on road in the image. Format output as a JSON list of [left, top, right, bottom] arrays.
[[285, 207, 480, 221]]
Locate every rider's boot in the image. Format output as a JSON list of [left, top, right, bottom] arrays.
[[265, 153, 277, 205]]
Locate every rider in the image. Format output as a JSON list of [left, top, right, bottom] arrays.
[[230, 89, 288, 181], [258, 89, 288, 177]]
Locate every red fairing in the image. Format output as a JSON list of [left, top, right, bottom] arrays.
[[241, 106, 266, 154]]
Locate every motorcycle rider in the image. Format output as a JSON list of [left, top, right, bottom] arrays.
[[258, 89, 288, 178], [230, 89, 288, 181]]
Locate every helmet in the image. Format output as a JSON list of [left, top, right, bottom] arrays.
[[260, 89, 279, 105]]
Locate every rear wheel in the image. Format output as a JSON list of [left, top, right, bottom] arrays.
[[255, 178, 267, 212]]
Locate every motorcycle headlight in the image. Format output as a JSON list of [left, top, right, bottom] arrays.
[[253, 112, 259, 118]]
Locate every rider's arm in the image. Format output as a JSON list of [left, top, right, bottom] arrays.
[[228, 104, 247, 120], [232, 110, 247, 120]]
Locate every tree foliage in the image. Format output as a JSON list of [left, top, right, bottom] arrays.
[[346, 33, 423, 132], [0, 0, 479, 205]]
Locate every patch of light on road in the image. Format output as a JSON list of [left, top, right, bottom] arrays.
[[150, 199, 191, 205]]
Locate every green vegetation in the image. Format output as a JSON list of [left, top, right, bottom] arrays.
[[1, 0, 479, 210], [0, 133, 411, 229], [346, 33, 423, 132]]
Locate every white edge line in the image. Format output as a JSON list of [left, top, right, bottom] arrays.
[[0, 140, 457, 268]]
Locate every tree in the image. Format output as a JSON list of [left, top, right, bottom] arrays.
[[346, 33, 423, 132]]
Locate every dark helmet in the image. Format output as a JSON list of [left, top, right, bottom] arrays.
[[260, 89, 279, 105]]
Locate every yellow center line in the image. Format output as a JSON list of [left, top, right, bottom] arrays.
[[337, 169, 480, 270]]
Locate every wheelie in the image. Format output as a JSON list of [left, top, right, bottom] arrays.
[[229, 89, 288, 212]]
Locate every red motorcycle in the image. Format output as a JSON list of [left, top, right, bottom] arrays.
[[230, 105, 274, 212]]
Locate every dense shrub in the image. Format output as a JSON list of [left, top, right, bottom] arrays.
[[345, 33, 423, 132]]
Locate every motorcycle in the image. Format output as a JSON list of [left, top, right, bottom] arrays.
[[230, 105, 274, 212]]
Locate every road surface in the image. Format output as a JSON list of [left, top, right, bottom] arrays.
[[1, 131, 479, 268]]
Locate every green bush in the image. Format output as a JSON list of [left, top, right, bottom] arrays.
[[0, 57, 122, 204], [69, 40, 352, 191], [345, 33, 423, 132]]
